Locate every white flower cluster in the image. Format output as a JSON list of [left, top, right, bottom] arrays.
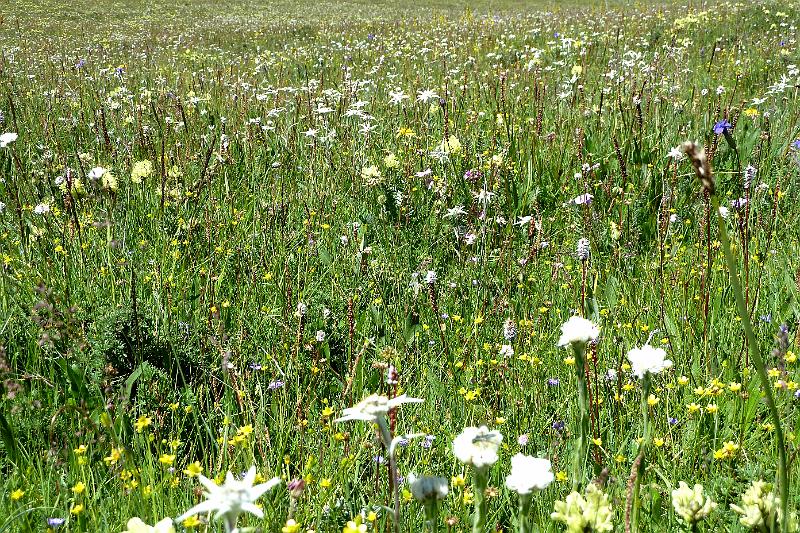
[[504, 454, 554, 494], [557, 316, 600, 348], [730, 480, 788, 530], [452, 426, 503, 470], [671, 481, 716, 525], [626, 345, 673, 379], [551, 483, 614, 533]]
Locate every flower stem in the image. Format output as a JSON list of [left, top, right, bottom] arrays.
[[424, 499, 440, 533], [711, 194, 789, 531], [632, 373, 652, 533], [517, 493, 532, 533], [472, 468, 488, 533], [572, 343, 590, 491], [377, 417, 401, 533]]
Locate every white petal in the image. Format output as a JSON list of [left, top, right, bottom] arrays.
[[240, 502, 265, 518]]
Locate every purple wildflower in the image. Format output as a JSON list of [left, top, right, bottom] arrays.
[[713, 119, 732, 135], [547, 377, 560, 387], [463, 169, 483, 183], [552, 420, 565, 431], [731, 198, 748, 210], [386, 365, 399, 385], [268, 380, 285, 390], [517, 434, 529, 446], [287, 479, 305, 498]]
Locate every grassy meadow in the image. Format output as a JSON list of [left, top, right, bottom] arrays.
[[1, 0, 800, 530]]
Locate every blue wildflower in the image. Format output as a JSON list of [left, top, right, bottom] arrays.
[[713, 119, 732, 135]]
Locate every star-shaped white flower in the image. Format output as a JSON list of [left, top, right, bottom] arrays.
[[176, 466, 281, 524], [335, 394, 423, 423]]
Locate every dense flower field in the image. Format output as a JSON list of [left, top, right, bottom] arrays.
[[1, 0, 799, 530]]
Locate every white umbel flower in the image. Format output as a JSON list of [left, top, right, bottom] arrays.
[[671, 481, 716, 524], [557, 316, 599, 348], [452, 426, 503, 470], [0, 132, 18, 148], [176, 466, 281, 525], [626, 345, 672, 379], [505, 453, 554, 494], [424, 270, 437, 284], [335, 394, 423, 423], [88, 166, 107, 180]]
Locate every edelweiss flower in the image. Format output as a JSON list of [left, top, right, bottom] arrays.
[[452, 426, 503, 470], [626, 345, 672, 379], [335, 394, 423, 423], [416, 89, 439, 103], [557, 316, 599, 348], [176, 466, 281, 525], [505, 453, 554, 494], [443, 205, 466, 219], [667, 146, 685, 161]]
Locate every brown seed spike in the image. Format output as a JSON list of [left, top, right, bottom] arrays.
[[681, 141, 715, 196]]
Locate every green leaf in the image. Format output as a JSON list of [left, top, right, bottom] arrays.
[[403, 310, 420, 345], [0, 411, 18, 465], [124, 363, 144, 402]]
